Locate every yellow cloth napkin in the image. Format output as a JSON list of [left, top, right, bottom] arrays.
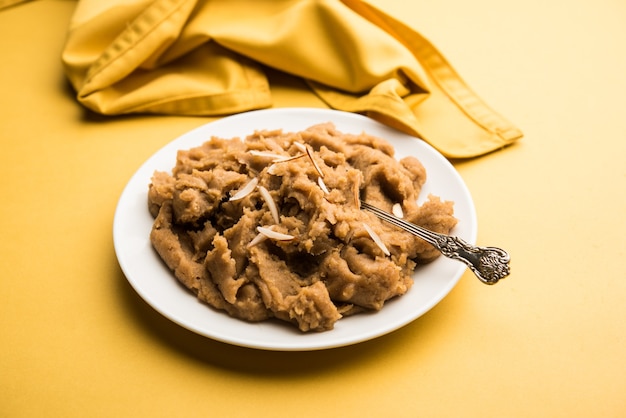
[[0, 0, 31, 10], [60, 0, 522, 158]]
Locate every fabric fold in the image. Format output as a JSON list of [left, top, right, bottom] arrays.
[[60, 0, 522, 157], [0, 0, 32, 11]]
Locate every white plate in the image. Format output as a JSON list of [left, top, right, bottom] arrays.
[[113, 108, 476, 351]]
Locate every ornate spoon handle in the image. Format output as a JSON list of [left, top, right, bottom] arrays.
[[361, 201, 510, 284]]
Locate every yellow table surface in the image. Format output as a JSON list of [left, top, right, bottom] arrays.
[[2, 1, 625, 417]]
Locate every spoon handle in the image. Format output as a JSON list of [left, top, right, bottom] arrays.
[[361, 201, 510, 284]]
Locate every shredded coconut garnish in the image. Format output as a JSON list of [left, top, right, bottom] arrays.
[[249, 150, 289, 161], [258, 186, 279, 224], [268, 154, 306, 175], [305, 145, 324, 178], [392, 203, 404, 218], [353, 183, 360, 208], [317, 177, 330, 195], [247, 232, 268, 248], [362, 222, 390, 256], [229, 177, 258, 201], [293, 142, 307, 153], [279, 153, 305, 162], [257, 226, 295, 241], [267, 164, 279, 175]]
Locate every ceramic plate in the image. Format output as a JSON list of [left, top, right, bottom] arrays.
[[113, 108, 476, 351]]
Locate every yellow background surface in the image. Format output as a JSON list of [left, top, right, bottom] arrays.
[[2, 1, 625, 417]]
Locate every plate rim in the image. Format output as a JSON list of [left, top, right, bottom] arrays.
[[113, 107, 476, 351]]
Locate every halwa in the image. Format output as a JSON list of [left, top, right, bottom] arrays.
[[148, 123, 456, 332]]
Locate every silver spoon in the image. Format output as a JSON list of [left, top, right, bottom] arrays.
[[360, 201, 510, 285]]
